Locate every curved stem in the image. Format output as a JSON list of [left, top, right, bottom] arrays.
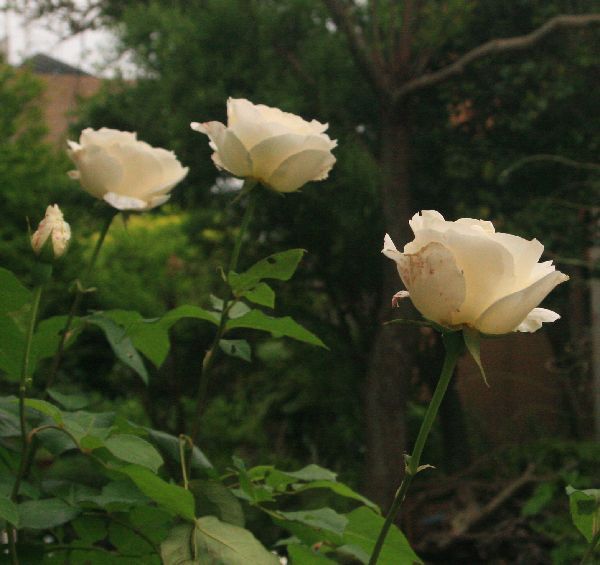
[[189, 184, 258, 450], [580, 529, 600, 564], [45, 210, 116, 392], [368, 331, 463, 565], [9, 284, 43, 565]]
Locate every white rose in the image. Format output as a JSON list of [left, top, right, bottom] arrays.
[[67, 128, 189, 211], [191, 98, 337, 193], [31, 204, 71, 258], [383, 210, 569, 335]]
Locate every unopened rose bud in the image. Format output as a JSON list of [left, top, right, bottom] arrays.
[[31, 204, 71, 259]]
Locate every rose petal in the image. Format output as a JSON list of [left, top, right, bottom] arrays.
[[266, 149, 336, 192], [80, 127, 137, 146], [249, 133, 333, 181], [103, 192, 149, 211], [516, 308, 561, 333], [475, 271, 569, 334], [106, 142, 164, 199], [444, 226, 515, 323], [193, 121, 252, 176], [393, 242, 466, 327], [71, 145, 124, 198]]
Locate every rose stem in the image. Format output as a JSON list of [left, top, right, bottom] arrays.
[[9, 284, 43, 564], [45, 208, 117, 392], [188, 181, 258, 459], [368, 331, 464, 565]]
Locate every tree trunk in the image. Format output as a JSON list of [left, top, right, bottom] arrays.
[[364, 106, 416, 508]]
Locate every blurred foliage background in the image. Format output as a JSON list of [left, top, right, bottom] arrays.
[[1, 0, 599, 561]]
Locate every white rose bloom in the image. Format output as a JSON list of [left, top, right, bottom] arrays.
[[67, 128, 189, 211], [31, 204, 71, 258], [383, 210, 569, 335], [191, 98, 337, 193]]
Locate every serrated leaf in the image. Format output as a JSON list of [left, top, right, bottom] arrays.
[[195, 516, 279, 564], [19, 497, 79, 529], [463, 328, 488, 386], [117, 465, 195, 521], [219, 339, 252, 362], [105, 434, 164, 473], [87, 314, 149, 384], [240, 282, 276, 309], [0, 267, 31, 315], [0, 495, 19, 526], [228, 301, 251, 319], [229, 249, 306, 293], [343, 507, 422, 564], [226, 310, 326, 348]]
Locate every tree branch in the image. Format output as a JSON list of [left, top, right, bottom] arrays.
[[322, 0, 390, 99], [395, 13, 600, 101]]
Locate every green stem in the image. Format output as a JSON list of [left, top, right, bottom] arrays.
[[368, 331, 464, 565], [189, 184, 258, 450], [9, 284, 43, 565], [45, 210, 116, 392], [580, 529, 600, 564]]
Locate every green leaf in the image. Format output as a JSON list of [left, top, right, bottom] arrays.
[[0, 267, 31, 315], [0, 495, 19, 526], [161, 524, 195, 565], [146, 429, 213, 472], [240, 282, 276, 309], [293, 480, 379, 513], [32, 315, 83, 365], [286, 464, 337, 482], [219, 339, 252, 362], [189, 479, 245, 527], [24, 398, 64, 424], [18, 498, 80, 529], [88, 314, 149, 384], [195, 516, 279, 564], [104, 306, 219, 368], [0, 314, 25, 379], [229, 249, 306, 293], [117, 465, 195, 521], [342, 507, 422, 564], [105, 434, 164, 473], [287, 544, 336, 564], [463, 328, 488, 386], [79, 479, 150, 510], [47, 389, 90, 411], [566, 485, 600, 543], [226, 310, 326, 348], [278, 508, 347, 545], [72, 515, 108, 543], [521, 482, 556, 517]]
